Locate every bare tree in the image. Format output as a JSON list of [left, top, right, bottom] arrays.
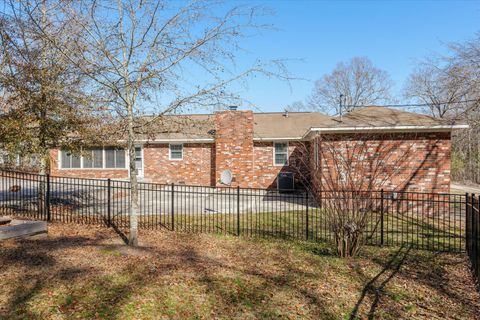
[[24, 0, 289, 246], [292, 57, 394, 115], [404, 34, 480, 183], [404, 63, 476, 118]]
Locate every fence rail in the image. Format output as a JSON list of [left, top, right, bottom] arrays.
[[0, 169, 470, 254]]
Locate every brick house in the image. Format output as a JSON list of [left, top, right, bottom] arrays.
[[50, 106, 467, 193]]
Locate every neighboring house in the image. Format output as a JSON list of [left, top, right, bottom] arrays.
[[49, 106, 467, 193]]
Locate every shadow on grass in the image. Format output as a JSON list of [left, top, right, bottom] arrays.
[[349, 245, 411, 320], [1, 225, 478, 319], [0, 226, 344, 319]]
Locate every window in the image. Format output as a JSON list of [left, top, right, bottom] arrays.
[[314, 141, 319, 169], [274, 142, 288, 166], [105, 148, 126, 168], [169, 144, 183, 160], [59, 148, 126, 169], [61, 151, 81, 169], [83, 149, 103, 168]]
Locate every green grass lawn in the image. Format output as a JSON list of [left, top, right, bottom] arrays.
[[130, 208, 465, 252], [1, 223, 478, 319]]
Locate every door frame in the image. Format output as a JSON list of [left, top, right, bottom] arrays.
[[128, 145, 144, 178]]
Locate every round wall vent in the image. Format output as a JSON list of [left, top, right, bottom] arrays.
[[220, 170, 233, 185]]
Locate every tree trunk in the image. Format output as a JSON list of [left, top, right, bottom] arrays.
[[37, 148, 49, 219], [127, 101, 139, 246]]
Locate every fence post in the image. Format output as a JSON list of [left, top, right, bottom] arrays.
[[476, 195, 480, 281], [171, 183, 175, 231], [380, 189, 384, 246], [466, 193, 470, 254], [46, 174, 51, 221], [107, 179, 112, 227], [471, 194, 475, 257], [237, 186, 240, 236], [305, 191, 309, 240]]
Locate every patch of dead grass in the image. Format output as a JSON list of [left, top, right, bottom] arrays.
[[0, 222, 479, 319]]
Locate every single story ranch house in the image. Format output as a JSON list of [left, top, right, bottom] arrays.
[[50, 106, 467, 193]]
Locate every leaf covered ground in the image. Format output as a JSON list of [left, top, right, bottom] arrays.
[[0, 223, 479, 319]]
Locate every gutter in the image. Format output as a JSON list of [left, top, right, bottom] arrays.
[[302, 124, 470, 139], [118, 138, 215, 143], [253, 137, 304, 142]]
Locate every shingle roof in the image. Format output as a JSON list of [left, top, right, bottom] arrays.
[[136, 114, 214, 141], [330, 106, 458, 128], [136, 106, 467, 142], [252, 112, 334, 140]]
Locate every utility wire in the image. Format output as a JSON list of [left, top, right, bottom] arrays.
[[344, 99, 479, 109]]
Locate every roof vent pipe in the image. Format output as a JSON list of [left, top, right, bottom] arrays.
[[228, 105, 238, 111]]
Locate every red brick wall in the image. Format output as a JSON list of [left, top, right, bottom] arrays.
[[48, 118, 452, 194], [311, 132, 451, 193], [50, 149, 129, 179], [143, 143, 213, 185], [215, 110, 254, 187], [252, 141, 310, 189]]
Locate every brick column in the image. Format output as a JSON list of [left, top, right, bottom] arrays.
[[214, 110, 254, 187]]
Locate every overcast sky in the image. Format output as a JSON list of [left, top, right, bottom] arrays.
[[226, 0, 480, 112]]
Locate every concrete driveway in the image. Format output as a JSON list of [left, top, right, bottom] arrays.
[[0, 177, 316, 217]]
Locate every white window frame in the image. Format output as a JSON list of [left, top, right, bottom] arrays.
[[58, 148, 126, 170], [169, 143, 183, 161], [273, 142, 289, 166]]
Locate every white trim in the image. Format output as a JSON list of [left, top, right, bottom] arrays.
[[169, 143, 183, 161], [303, 124, 469, 138], [58, 148, 127, 170], [310, 124, 469, 131], [273, 142, 289, 166], [119, 138, 214, 143], [57, 168, 127, 171], [254, 137, 304, 141]]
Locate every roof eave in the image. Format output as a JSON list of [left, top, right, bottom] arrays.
[[303, 124, 469, 139], [253, 136, 305, 142], [118, 138, 215, 144]]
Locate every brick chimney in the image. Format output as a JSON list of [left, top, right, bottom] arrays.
[[214, 110, 254, 187]]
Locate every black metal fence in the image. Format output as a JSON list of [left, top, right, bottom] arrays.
[[0, 169, 469, 253], [466, 194, 479, 292]]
